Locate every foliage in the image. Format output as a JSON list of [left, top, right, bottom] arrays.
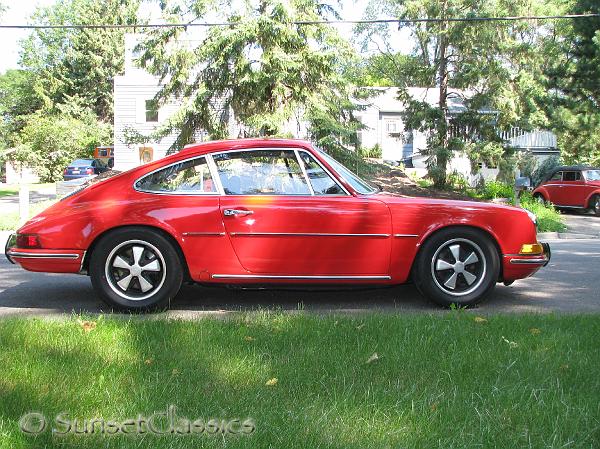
[[139, 0, 359, 152], [520, 192, 567, 232], [20, 0, 141, 122], [0, 70, 44, 149], [475, 181, 514, 200], [531, 156, 561, 186], [357, 0, 556, 188], [18, 112, 111, 182], [360, 143, 383, 158], [446, 170, 469, 191]]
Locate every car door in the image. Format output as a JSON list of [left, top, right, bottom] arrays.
[[557, 171, 584, 206], [544, 171, 563, 204], [212, 148, 392, 277]]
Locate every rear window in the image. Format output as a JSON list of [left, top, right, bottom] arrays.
[[562, 171, 581, 181], [70, 159, 93, 166]]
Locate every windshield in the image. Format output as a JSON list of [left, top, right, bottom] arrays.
[[584, 170, 600, 181], [71, 159, 93, 166], [314, 148, 377, 194]]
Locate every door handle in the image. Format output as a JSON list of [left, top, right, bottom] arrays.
[[224, 209, 254, 216]]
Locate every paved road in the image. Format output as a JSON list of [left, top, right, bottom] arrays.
[[0, 239, 599, 318], [562, 210, 600, 237]]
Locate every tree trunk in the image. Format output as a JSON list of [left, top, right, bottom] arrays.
[[435, 0, 450, 189]]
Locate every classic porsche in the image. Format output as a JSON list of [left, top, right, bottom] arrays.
[[5, 139, 550, 311]]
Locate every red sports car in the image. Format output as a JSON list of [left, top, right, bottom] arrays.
[[5, 139, 550, 311], [532, 165, 600, 216]]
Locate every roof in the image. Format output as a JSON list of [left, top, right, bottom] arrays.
[[552, 165, 599, 172], [179, 138, 313, 156]]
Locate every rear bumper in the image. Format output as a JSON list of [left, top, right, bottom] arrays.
[[5, 237, 84, 273], [502, 242, 551, 281]]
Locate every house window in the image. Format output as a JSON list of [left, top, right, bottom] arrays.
[[145, 100, 159, 122]]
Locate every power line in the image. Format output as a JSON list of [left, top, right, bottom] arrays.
[[0, 13, 599, 30]]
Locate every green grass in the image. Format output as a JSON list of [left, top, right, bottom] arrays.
[[0, 200, 57, 231], [0, 313, 598, 448], [521, 198, 568, 233]]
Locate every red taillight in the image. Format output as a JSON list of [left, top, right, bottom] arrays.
[[16, 234, 41, 249], [86, 168, 94, 174], [64, 168, 68, 175]]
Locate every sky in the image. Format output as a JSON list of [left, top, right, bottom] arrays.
[[0, 0, 409, 74]]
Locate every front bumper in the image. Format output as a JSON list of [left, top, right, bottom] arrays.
[[502, 241, 551, 281]]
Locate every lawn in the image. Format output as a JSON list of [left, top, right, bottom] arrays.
[[0, 313, 598, 448], [0, 183, 55, 198]]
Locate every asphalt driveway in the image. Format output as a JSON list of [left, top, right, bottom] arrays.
[[0, 239, 598, 318]]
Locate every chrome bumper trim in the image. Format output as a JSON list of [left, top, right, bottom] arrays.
[[4, 233, 16, 264], [509, 258, 548, 265], [7, 251, 80, 260], [393, 234, 419, 238], [212, 274, 392, 280]]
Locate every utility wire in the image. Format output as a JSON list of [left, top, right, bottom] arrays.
[[0, 13, 599, 30]]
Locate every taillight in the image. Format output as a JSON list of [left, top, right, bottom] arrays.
[[16, 234, 41, 249], [64, 168, 68, 175], [86, 168, 94, 174]]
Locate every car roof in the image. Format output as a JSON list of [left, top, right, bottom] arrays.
[[179, 138, 313, 156], [552, 165, 598, 172]]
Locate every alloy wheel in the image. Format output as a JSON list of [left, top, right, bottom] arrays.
[[430, 238, 487, 297], [104, 240, 167, 301]]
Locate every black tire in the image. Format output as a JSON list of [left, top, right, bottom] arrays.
[[412, 227, 500, 308], [89, 227, 183, 312], [533, 193, 546, 206], [590, 195, 600, 217]]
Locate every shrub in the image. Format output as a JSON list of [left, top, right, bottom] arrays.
[[478, 181, 514, 199]]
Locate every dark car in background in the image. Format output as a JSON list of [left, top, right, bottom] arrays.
[[63, 158, 109, 181]]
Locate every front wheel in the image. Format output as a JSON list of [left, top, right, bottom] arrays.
[[590, 195, 600, 217], [533, 193, 546, 206], [90, 228, 183, 312], [412, 228, 500, 308]]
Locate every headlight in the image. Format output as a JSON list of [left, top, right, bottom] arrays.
[[526, 210, 537, 225]]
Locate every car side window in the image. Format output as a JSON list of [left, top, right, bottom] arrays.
[[213, 149, 311, 195], [550, 172, 562, 181], [135, 157, 216, 193], [298, 152, 346, 195], [563, 171, 578, 182]]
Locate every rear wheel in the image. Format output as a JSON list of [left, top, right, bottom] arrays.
[[590, 195, 600, 217], [90, 228, 183, 312], [412, 227, 500, 308]]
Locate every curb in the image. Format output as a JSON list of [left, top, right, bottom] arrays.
[[538, 232, 599, 240]]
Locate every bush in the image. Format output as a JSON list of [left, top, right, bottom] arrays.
[[520, 192, 566, 233], [477, 181, 514, 200], [360, 144, 382, 158], [446, 170, 469, 191]]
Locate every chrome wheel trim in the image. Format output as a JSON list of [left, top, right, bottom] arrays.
[[595, 196, 600, 212], [430, 238, 487, 297], [104, 239, 167, 301], [535, 194, 545, 204]]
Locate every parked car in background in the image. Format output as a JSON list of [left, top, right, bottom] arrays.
[[533, 166, 600, 216], [63, 158, 109, 181], [7, 139, 550, 311]]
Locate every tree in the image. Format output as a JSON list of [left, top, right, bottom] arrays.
[[357, 0, 553, 187], [20, 0, 141, 122], [18, 110, 111, 181], [0, 70, 44, 149], [138, 0, 359, 154]]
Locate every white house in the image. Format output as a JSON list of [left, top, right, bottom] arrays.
[[114, 35, 559, 182]]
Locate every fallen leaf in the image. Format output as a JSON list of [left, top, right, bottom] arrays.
[[501, 336, 518, 348], [265, 378, 278, 386], [430, 403, 438, 411], [356, 323, 365, 330], [144, 358, 154, 365], [559, 364, 569, 371], [366, 353, 380, 364], [79, 320, 96, 333], [474, 316, 487, 323], [529, 328, 541, 335], [244, 336, 255, 342], [172, 368, 180, 376]]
